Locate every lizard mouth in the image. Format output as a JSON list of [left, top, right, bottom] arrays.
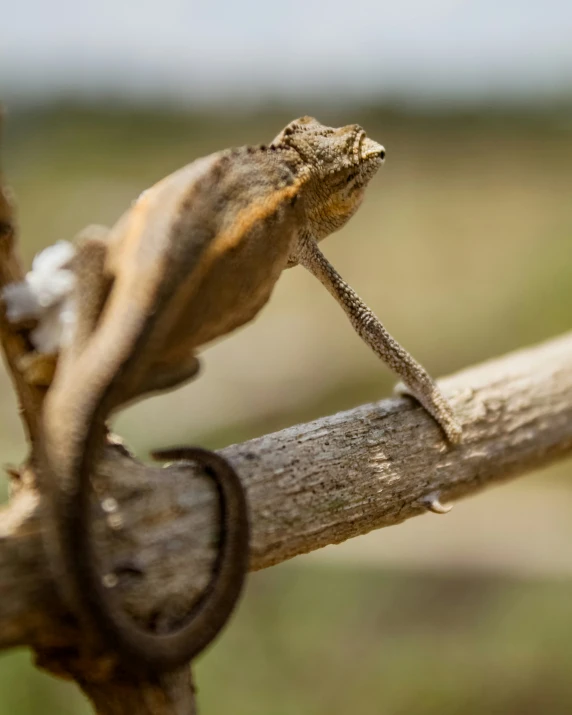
[[352, 131, 385, 189], [356, 130, 366, 165]]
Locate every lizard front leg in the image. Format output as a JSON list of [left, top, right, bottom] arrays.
[[296, 234, 462, 444]]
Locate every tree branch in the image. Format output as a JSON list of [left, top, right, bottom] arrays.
[[2, 332, 572, 658], [0, 110, 46, 442]]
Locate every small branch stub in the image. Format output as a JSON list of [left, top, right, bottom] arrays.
[[422, 491, 454, 514]]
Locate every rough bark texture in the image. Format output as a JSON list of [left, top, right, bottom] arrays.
[[2, 332, 572, 655]]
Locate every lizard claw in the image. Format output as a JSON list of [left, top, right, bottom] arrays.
[[394, 381, 463, 445]]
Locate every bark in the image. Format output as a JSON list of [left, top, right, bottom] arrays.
[[2, 332, 572, 652]]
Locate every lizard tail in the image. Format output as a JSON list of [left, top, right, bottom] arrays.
[[41, 279, 249, 672]]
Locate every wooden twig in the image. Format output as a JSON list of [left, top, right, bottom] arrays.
[[77, 668, 197, 715], [0, 111, 45, 441]]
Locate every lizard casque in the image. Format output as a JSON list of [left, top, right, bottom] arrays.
[[38, 116, 462, 674]]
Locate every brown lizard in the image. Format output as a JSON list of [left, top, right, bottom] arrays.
[[38, 116, 462, 675]]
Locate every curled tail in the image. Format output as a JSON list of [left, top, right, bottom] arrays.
[[41, 280, 249, 672]]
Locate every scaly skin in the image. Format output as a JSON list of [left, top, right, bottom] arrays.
[[40, 116, 460, 675]]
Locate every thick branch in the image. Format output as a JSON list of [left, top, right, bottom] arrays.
[[2, 332, 572, 658]]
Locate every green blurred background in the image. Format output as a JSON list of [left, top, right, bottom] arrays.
[[2, 1, 572, 712]]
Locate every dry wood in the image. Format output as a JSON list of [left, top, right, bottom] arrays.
[[2, 333, 572, 648]]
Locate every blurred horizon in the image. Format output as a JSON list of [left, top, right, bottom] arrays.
[[3, 0, 572, 107]]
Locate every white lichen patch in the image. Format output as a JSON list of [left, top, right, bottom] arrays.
[[2, 241, 77, 354]]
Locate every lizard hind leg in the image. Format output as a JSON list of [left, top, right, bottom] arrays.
[[65, 225, 113, 362]]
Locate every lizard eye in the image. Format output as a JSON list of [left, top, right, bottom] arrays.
[[346, 173, 357, 184]]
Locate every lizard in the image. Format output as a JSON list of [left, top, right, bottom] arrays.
[[38, 115, 462, 675]]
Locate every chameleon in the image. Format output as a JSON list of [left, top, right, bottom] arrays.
[[37, 116, 462, 675]]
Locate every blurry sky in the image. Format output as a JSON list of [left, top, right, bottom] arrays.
[[3, 0, 572, 105]]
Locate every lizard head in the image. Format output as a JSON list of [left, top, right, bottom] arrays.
[[273, 116, 385, 238]]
